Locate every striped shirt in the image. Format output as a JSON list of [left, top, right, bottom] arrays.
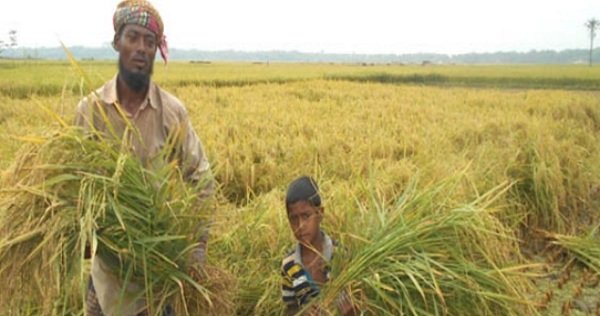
[[281, 231, 335, 308]]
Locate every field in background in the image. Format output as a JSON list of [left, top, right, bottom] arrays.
[[1, 60, 600, 314]]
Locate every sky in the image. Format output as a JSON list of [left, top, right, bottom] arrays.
[[0, 0, 598, 55]]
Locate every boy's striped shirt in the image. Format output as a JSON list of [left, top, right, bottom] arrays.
[[280, 231, 335, 308]]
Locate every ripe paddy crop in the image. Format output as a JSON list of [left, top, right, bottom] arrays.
[[1, 60, 599, 315]]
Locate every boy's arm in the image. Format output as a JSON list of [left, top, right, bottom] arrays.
[[335, 289, 358, 316], [282, 266, 302, 315], [286, 305, 300, 316], [333, 241, 358, 315], [281, 268, 321, 316]]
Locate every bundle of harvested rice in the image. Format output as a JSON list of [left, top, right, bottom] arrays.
[[314, 180, 537, 315], [0, 126, 212, 315]]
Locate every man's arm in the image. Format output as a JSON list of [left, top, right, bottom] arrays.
[[74, 98, 90, 128], [177, 117, 214, 266], [179, 118, 214, 194]]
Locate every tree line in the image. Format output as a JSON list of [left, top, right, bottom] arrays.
[[0, 19, 598, 65], [1, 46, 599, 65]]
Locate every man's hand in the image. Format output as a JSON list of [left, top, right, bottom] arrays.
[[187, 244, 206, 284], [190, 243, 206, 267]]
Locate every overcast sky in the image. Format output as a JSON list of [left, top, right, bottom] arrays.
[[0, 0, 598, 54]]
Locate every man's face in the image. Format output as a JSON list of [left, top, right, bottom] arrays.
[[114, 24, 157, 90]]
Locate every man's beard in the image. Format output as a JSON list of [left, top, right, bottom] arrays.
[[119, 59, 152, 92]]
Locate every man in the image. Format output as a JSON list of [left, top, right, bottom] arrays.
[[75, 1, 213, 315]]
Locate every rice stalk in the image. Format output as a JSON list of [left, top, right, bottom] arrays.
[[315, 178, 537, 315], [548, 228, 600, 274], [0, 126, 213, 315]]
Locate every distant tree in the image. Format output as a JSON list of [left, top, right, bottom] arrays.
[[0, 30, 17, 57], [8, 30, 17, 48], [585, 18, 599, 66]]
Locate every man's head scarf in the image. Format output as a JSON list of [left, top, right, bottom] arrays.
[[113, 0, 169, 64]]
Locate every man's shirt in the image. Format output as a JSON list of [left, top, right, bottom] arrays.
[[75, 75, 211, 183], [76, 76, 212, 315]]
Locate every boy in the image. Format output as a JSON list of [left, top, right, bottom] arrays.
[[280, 176, 356, 315]]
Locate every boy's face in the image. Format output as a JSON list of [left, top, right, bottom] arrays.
[[287, 200, 323, 247]]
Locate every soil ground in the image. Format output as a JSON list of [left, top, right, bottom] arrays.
[[531, 255, 600, 315]]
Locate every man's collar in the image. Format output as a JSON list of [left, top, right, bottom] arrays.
[[100, 74, 158, 110]]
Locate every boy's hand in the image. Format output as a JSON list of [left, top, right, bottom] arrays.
[[305, 305, 322, 316], [336, 290, 358, 316], [84, 244, 92, 259]]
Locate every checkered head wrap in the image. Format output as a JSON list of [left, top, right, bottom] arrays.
[[113, 0, 169, 63]]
